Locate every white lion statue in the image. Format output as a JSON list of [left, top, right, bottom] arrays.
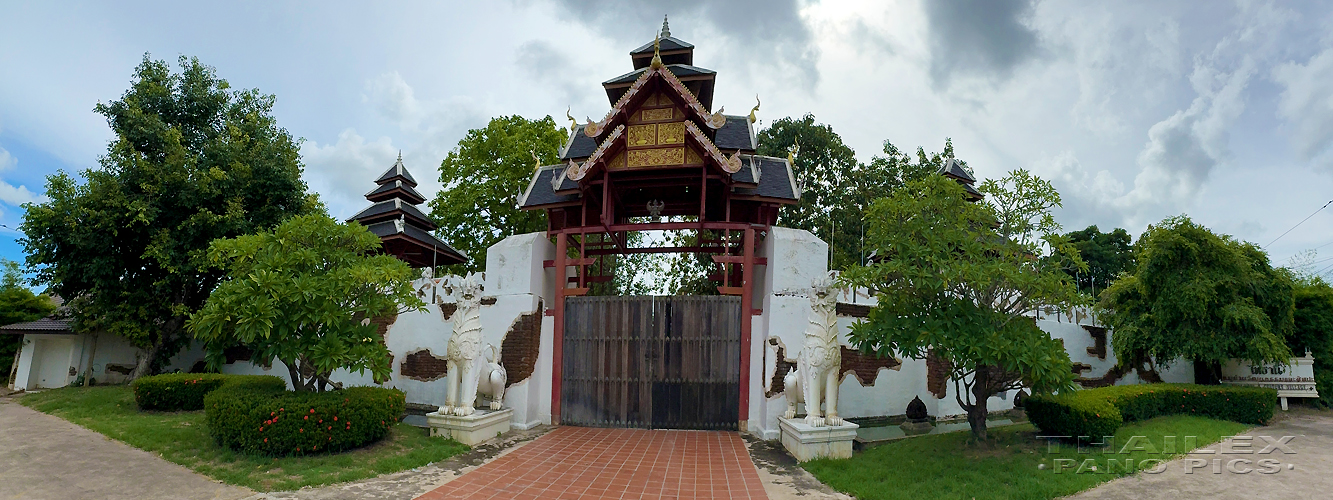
[[784, 274, 844, 427], [439, 274, 487, 416]]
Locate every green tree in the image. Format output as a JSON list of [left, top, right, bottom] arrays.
[[1290, 277, 1333, 407], [429, 115, 567, 273], [757, 114, 958, 270], [1100, 216, 1294, 384], [843, 171, 1082, 440], [1055, 225, 1134, 296], [188, 214, 422, 392], [0, 260, 57, 383], [20, 55, 309, 378]]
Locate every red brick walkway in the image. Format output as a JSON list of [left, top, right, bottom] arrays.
[[416, 426, 769, 500]]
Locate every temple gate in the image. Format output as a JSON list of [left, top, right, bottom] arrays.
[[517, 18, 800, 429]]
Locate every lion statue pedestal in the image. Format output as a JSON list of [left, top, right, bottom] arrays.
[[425, 274, 512, 446], [778, 275, 858, 461]]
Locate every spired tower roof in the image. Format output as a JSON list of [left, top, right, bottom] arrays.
[[518, 17, 800, 230], [349, 153, 468, 268], [937, 158, 983, 200]]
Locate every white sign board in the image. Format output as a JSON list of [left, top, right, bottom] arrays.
[[1221, 354, 1318, 410]]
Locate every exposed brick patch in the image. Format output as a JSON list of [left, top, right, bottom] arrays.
[[926, 349, 950, 399], [1082, 324, 1108, 359], [835, 302, 872, 318], [840, 347, 901, 385], [401, 349, 449, 381], [480, 297, 497, 306], [105, 364, 134, 375], [439, 303, 457, 321], [1072, 362, 1093, 375], [500, 300, 542, 387], [765, 338, 797, 398], [372, 311, 398, 338]]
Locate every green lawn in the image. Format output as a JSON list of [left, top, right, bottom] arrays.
[[21, 385, 469, 492], [803, 415, 1252, 500]]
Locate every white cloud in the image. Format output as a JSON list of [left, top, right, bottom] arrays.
[[0, 146, 44, 207], [300, 129, 399, 220], [1274, 46, 1333, 168]]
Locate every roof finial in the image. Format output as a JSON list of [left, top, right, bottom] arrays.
[[748, 95, 761, 123], [565, 107, 577, 133], [397, 150, 403, 162], [650, 31, 663, 69], [661, 15, 670, 38]]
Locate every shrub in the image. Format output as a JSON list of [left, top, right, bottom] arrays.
[[1027, 384, 1276, 441], [205, 385, 405, 456], [132, 373, 286, 411]]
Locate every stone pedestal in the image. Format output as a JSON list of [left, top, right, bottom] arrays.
[[778, 417, 859, 461], [898, 420, 933, 435], [426, 408, 513, 446]]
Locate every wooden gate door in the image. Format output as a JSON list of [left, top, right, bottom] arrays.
[[561, 295, 741, 430]]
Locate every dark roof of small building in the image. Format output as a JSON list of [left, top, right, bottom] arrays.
[[732, 155, 800, 200], [630, 36, 694, 55], [362, 220, 468, 264], [366, 180, 427, 204], [519, 166, 582, 208], [603, 64, 716, 86], [938, 158, 976, 184], [715, 116, 755, 150], [374, 155, 418, 187], [561, 130, 598, 160], [349, 198, 437, 230], [0, 315, 72, 335]]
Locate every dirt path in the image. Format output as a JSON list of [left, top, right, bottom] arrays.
[[1065, 407, 1333, 500], [0, 397, 252, 500]]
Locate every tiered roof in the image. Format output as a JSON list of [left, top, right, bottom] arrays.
[[518, 17, 800, 226], [938, 158, 983, 200], [349, 153, 467, 268]]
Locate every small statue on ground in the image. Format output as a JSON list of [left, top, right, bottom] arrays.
[[476, 345, 507, 410], [784, 274, 844, 427], [440, 274, 485, 416]]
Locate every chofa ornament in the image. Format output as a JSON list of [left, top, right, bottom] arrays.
[[438, 274, 507, 416], [784, 273, 845, 427]]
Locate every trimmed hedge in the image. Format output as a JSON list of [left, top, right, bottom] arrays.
[[205, 384, 405, 456], [1027, 384, 1276, 440], [131, 373, 286, 411]]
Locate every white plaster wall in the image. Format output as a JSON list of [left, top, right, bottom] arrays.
[[223, 231, 557, 429], [12, 336, 38, 390]]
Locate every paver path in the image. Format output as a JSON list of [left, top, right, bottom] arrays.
[[0, 396, 253, 500], [416, 427, 768, 500], [1065, 408, 1333, 499]]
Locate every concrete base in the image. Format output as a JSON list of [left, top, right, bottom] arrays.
[[898, 420, 933, 435], [426, 407, 513, 446], [778, 417, 859, 461]]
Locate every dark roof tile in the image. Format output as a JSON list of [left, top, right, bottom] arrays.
[[715, 116, 755, 150]]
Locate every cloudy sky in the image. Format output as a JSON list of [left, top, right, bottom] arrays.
[[3, 0, 1333, 275]]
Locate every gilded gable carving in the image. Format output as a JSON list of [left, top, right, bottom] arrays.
[[685, 145, 702, 165], [628, 148, 685, 167], [627, 124, 657, 147], [641, 108, 673, 122], [658, 121, 685, 145]]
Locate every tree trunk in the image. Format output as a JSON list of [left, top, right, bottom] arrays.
[[967, 396, 989, 440], [83, 333, 99, 387], [130, 338, 163, 381], [1193, 360, 1222, 385], [284, 359, 311, 392]]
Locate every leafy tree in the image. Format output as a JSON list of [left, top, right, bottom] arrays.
[[1290, 277, 1333, 407], [20, 55, 309, 378], [188, 214, 422, 392], [843, 170, 1082, 440], [0, 260, 57, 383], [1054, 225, 1134, 297], [429, 115, 568, 273], [757, 114, 958, 270], [1100, 216, 1294, 384]]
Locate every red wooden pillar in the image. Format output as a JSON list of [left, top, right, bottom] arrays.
[[552, 234, 567, 424], [739, 227, 755, 425]]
